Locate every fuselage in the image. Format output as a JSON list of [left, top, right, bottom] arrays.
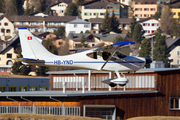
[[24, 49, 146, 72]]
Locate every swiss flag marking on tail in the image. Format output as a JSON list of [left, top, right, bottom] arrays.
[[27, 36, 32, 40]]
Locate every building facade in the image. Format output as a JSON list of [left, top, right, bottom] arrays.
[[50, 2, 68, 16], [80, 0, 128, 21], [65, 18, 91, 37]]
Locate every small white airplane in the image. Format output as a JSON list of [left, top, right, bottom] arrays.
[[18, 28, 152, 87]]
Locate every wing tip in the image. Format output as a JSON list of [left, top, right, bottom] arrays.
[[113, 41, 135, 45]]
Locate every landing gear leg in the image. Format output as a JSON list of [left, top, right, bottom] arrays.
[[109, 71, 117, 87]]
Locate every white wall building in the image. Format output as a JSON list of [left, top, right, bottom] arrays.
[[50, 2, 68, 16], [138, 17, 160, 36], [65, 18, 91, 37]]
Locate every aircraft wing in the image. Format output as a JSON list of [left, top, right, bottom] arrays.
[[94, 41, 135, 70]]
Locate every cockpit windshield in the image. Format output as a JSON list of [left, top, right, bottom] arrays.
[[115, 50, 127, 58]]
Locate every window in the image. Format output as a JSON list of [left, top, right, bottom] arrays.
[[152, 30, 155, 33], [177, 60, 180, 64], [135, 14, 142, 17], [1, 28, 4, 33], [6, 29, 10, 33], [60, 10, 64, 13], [135, 2, 138, 4], [94, 13, 98, 16], [94, 6, 97, 9], [9, 86, 16, 92], [152, 23, 154, 26], [145, 2, 148, 4], [135, 8, 142, 11], [84, 24, 89, 28], [101, 6, 104, 9], [6, 60, 13, 65], [70, 31, 75, 33], [29, 86, 37, 91], [177, 51, 180, 55], [4, 22, 8, 26], [170, 97, 180, 109], [151, 2, 155, 4], [40, 87, 48, 91], [100, 13, 104, 15], [19, 86, 27, 91], [74, 24, 77, 28], [148, 30, 150, 33], [144, 8, 149, 11], [151, 8, 155, 11], [0, 23, 1, 26], [148, 23, 150, 26], [84, 13, 91, 16], [144, 14, 149, 17], [85, 6, 90, 9], [0, 86, 6, 92], [7, 54, 12, 58]]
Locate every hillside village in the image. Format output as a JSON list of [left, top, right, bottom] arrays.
[[0, 0, 179, 76]]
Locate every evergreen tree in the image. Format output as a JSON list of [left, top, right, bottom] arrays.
[[37, 0, 46, 12], [54, 27, 65, 39], [11, 0, 24, 15], [45, 6, 51, 15], [110, 10, 121, 33], [80, 34, 86, 47], [11, 49, 31, 75], [128, 16, 137, 38], [132, 23, 144, 43], [138, 38, 151, 68], [64, 3, 78, 16], [75, 0, 84, 6], [0, 0, 4, 12], [85, 30, 90, 33], [36, 39, 58, 76], [153, 28, 170, 67], [152, 11, 161, 19], [101, 10, 111, 32], [113, 35, 124, 43]]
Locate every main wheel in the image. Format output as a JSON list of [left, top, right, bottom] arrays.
[[109, 83, 117, 87]]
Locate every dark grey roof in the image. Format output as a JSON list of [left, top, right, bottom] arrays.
[[69, 18, 90, 24], [166, 37, 180, 48], [70, 33, 127, 42], [5, 15, 76, 22], [90, 18, 133, 24], [0, 90, 158, 97]]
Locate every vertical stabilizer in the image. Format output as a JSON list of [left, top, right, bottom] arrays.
[[18, 28, 55, 59]]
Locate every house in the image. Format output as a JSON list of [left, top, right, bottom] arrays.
[[5, 15, 76, 33], [90, 18, 132, 34], [65, 18, 91, 37], [0, 34, 45, 75], [0, 15, 16, 41], [166, 37, 180, 67], [170, 0, 180, 19], [29, 11, 49, 16], [50, 1, 69, 16], [79, 0, 129, 22], [132, 0, 158, 18], [138, 17, 161, 36], [68, 33, 128, 52]]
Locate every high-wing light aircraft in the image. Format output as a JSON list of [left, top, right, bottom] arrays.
[[18, 28, 152, 87]]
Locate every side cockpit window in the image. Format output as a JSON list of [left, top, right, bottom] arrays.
[[87, 52, 97, 59]]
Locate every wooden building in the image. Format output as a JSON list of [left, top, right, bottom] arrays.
[[0, 68, 180, 120]]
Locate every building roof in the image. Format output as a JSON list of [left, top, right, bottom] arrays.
[[81, 0, 129, 7], [70, 33, 127, 42], [29, 11, 48, 16], [69, 18, 90, 24], [166, 37, 180, 48], [90, 18, 133, 24], [0, 90, 158, 97], [138, 17, 160, 23], [50, 1, 69, 7], [5, 15, 76, 22]]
